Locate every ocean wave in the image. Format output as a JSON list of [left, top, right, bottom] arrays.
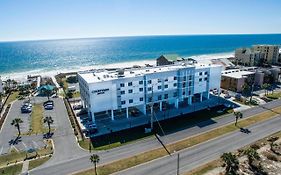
[[1, 51, 234, 81]]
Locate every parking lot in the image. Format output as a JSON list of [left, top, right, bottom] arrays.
[[0, 96, 58, 155]]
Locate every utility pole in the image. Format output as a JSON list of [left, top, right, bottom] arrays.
[[176, 153, 180, 175]]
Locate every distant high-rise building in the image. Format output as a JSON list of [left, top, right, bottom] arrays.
[[252, 45, 279, 64]]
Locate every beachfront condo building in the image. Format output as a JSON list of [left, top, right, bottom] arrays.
[[78, 63, 222, 124], [252, 45, 279, 64], [235, 48, 264, 66]]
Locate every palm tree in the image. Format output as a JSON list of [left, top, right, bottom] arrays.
[[43, 116, 54, 134], [243, 148, 260, 164], [262, 83, 269, 96], [11, 118, 23, 136], [234, 111, 243, 126], [90, 154, 100, 175], [45, 89, 52, 100], [221, 152, 239, 175]]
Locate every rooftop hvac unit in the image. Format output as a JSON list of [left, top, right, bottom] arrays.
[[118, 69, 124, 75]]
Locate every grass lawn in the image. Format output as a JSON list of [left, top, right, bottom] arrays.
[[29, 104, 48, 134], [0, 163, 22, 175], [5, 91, 19, 105], [80, 105, 233, 150], [28, 156, 51, 170], [184, 160, 222, 175], [75, 106, 281, 175], [266, 92, 281, 99], [0, 140, 53, 167]]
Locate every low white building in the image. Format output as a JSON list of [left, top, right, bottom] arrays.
[[78, 63, 222, 124], [0, 77, 3, 94]]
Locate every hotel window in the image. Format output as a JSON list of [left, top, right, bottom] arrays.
[[183, 77, 186, 81], [148, 87, 152, 91], [204, 77, 208, 81], [173, 83, 177, 87], [205, 72, 208, 75], [120, 83, 125, 87], [189, 91, 191, 95], [128, 89, 133, 93], [165, 78, 168, 82], [174, 76, 177, 80], [164, 94, 168, 99], [129, 99, 133, 103], [148, 97, 152, 102], [189, 75, 192, 80], [121, 90, 125, 95], [183, 91, 186, 95], [139, 80, 143, 85], [199, 72, 203, 76], [173, 92, 177, 97], [158, 79, 161, 83], [128, 82, 133, 86], [148, 80, 152, 84], [158, 86, 161, 90], [199, 78, 202, 82], [140, 97, 144, 101], [183, 82, 186, 88], [121, 100, 126, 105], [165, 84, 168, 89], [158, 95, 162, 100], [189, 82, 192, 86], [139, 87, 143, 92]]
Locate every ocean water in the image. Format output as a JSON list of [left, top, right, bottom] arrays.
[[0, 34, 281, 79]]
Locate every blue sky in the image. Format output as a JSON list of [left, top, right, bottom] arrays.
[[0, 0, 281, 41]]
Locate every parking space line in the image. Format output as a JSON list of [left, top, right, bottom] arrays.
[[32, 140, 39, 149], [0, 146, 3, 155], [22, 142, 28, 151]]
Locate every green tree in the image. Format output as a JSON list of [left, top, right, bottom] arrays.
[[234, 111, 243, 126], [66, 91, 73, 99], [221, 152, 239, 175], [44, 116, 54, 134], [45, 89, 52, 100], [11, 118, 23, 136], [90, 154, 100, 175]]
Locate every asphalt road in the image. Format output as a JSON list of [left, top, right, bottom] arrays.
[[117, 116, 281, 175], [30, 99, 281, 175]]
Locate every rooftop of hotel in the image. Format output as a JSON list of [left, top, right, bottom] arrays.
[[222, 69, 255, 79], [79, 63, 220, 83]]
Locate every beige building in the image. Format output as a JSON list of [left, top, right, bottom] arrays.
[[221, 69, 256, 92], [252, 45, 279, 64], [235, 48, 264, 66], [156, 54, 184, 66]]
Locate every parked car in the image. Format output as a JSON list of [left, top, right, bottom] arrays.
[[224, 94, 231, 99], [44, 104, 54, 110], [43, 100, 54, 107], [77, 109, 88, 116], [73, 105, 83, 110], [21, 106, 32, 113]]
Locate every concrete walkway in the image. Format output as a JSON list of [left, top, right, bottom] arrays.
[[21, 160, 29, 175]]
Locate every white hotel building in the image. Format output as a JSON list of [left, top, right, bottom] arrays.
[[78, 63, 222, 124]]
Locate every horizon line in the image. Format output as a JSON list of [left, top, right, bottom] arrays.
[[1, 32, 281, 43]]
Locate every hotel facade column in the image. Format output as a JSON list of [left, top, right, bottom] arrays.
[[143, 104, 146, 115], [91, 112, 95, 123], [175, 99, 179, 108], [207, 91, 210, 99], [188, 96, 192, 105], [126, 107, 129, 118], [200, 93, 203, 102], [159, 101, 162, 111], [111, 109, 114, 120]]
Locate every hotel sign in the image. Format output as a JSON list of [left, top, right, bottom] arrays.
[[92, 88, 109, 95]]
